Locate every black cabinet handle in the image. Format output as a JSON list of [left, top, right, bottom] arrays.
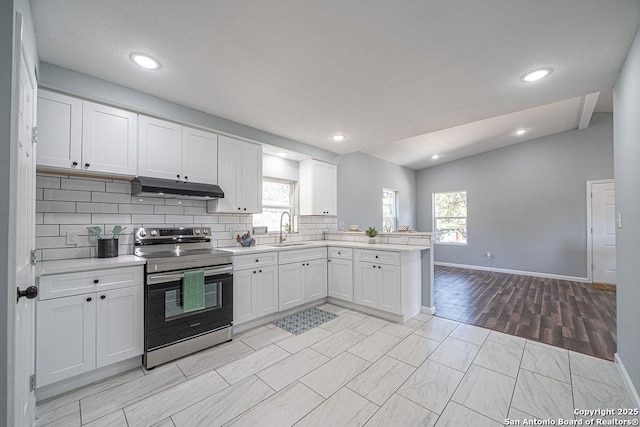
[[72, 161, 78, 166], [84, 163, 90, 168], [375, 255, 379, 259], [86, 297, 92, 302], [243, 208, 247, 211], [255, 259, 259, 262], [253, 271, 256, 274], [177, 174, 180, 178], [372, 265, 376, 268], [93, 279, 99, 284], [378, 266, 382, 269], [259, 269, 262, 273], [184, 176, 188, 180], [238, 207, 241, 210], [328, 259, 331, 262], [100, 295, 106, 300], [16, 286, 38, 302]]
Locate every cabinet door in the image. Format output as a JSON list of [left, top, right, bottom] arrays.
[[240, 142, 262, 213], [36, 90, 82, 170], [213, 135, 242, 212], [82, 101, 138, 175], [305, 258, 328, 302], [322, 162, 338, 215], [255, 265, 278, 317], [138, 115, 182, 180], [310, 161, 324, 215], [378, 265, 402, 314], [279, 263, 305, 311], [233, 269, 256, 325], [328, 258, 353, 302], [96, 286, 143, 368], [354, 262, 379, 308], [182, 127, 218, 185], [36, 294, 96, 388]]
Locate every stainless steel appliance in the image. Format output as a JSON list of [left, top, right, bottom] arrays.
[[134, 227, 233, 369]]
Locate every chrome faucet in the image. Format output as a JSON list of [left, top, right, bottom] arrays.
[[280, 211, 291, 243]]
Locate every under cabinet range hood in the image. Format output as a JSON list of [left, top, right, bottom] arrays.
[[131, 177, 224, 200]]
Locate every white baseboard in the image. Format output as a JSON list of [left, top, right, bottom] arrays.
[[434, 262, 589, 283], [615, 353, 640, 409], [421, 305, 436, 315]]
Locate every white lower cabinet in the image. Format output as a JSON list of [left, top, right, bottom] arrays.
[[328, 257, 353, 302], [233, 253, 278, 325], [278, 248, 328, 312], [36, 266, 144, 388]]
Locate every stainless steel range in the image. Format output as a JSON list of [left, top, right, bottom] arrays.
[[134, 227, 233, 369]]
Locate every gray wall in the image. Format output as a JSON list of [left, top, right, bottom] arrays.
[[336, 151, 416, 231], [416, 113, 614, 279], [613, 27, 640, 400], [38, 63, 337, 163]]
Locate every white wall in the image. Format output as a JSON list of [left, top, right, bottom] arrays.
[[613, 26, 640, 401], [416, 113, 614, 279]]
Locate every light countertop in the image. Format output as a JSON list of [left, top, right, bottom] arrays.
[[37, 255, 146, 277], [220, 240, 430, 255]]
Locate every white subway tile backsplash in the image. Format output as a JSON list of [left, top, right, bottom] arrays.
[[193, 215, 219, 224], [165, 199, 193, 206], [61, 178, 106, 192], [36, 213, 43, 225], [42, 247, 91, 261], [164, 215, 194, 224], [77, 202, 118, 214], [91, 214, 132, 224], [92, 192, 131, 204], [44, 189, 91, 202], [44, 213, 91, 224], [36, 237, 67, 249], [118, 204, 154, 214], [133, 197, 166, 205], [184, 207, 207, 215], [105, 182, 132, 194], [131, 214, 165, 223], [154, 205, 185, 215], [36, 188, 43, 200], [59, 224, 101, 235], [36, 201, 76, 213], [218, 216, 240, 224], [36, 175, 61, 189], [36, 225, 59, 237]]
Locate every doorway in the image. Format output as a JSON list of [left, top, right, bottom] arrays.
[[587, 180, 616, 286]]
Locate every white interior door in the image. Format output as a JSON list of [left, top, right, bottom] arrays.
[[591, 181, 616, 284], [14, 45, 37, 426]]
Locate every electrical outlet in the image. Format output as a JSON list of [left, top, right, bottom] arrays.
[[66, 231, 79, 245]]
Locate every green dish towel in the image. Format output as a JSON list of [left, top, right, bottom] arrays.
[[183, 270, 205, 313]]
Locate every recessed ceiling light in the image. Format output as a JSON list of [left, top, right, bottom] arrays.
[[277, 152, 289, 158], [520, 67, 552, 82], [332, 134, 346, 142], [130, 52, 161, 70], [432, 154, 440, 160], [514, 129, 527, 136]]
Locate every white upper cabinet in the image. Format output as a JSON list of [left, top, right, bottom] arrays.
[[139, 116, 219, 184], [36, 90, 82, 170], [209, 135, 262, 213], [138, 116, 183, 180], [37, 90, 138, 176], [182, 126, 218, 185], [299, 159, 337, 215], [83, 101, 137, 175]]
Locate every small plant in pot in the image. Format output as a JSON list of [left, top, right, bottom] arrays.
[[365, 226, 378, 244], [87, 226, 127, 258]]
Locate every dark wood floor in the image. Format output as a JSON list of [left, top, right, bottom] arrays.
[[434, 266, 617, 360]]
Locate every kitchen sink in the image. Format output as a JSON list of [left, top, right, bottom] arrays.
[[270, 242, 311, 247]]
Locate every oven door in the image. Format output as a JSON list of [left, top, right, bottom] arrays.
[[145, 265, 233, 351]]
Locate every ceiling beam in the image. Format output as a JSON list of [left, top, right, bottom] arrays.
[[578, 92, 600, 130]]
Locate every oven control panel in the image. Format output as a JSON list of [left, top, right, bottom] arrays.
[[134, 227, 211, 244]]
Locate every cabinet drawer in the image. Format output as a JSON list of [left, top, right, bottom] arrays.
[[39, 266, 143, 300], [278, 247, 327, 265], [328, 247, 353, 260], [355, 249, 400, 266], [234, 252, 278, 270]]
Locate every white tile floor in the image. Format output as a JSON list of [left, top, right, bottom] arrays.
[[35, 303, 639, 427]]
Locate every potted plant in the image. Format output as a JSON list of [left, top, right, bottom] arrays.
[[87, 226, 127, 258], [365, 226, 378, 244]]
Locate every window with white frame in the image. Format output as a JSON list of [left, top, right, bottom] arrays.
[[433, 191, 467, 244], [382, 188, 398, 232], [252, 178, 296, 233]]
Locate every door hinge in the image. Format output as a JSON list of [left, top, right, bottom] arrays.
[[30, 374, 36, 391], [31, 126, 37, 145], [30, 250, 37, 265]]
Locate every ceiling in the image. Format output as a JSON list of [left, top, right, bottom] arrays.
[[31, 1, 640, 169]]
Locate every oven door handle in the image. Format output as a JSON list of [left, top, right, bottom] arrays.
[[147, 265, 233, 285]]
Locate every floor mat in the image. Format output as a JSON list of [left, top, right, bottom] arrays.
[[593, 282, 617, 292], [273, 307, 338, 335]]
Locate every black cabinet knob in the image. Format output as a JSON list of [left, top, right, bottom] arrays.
[[16, 286, 38, 302], [253, 271, 256, 274], [238, 207, 241, 210], [378, 266, 382, 269], [84, 163, 90, 168], [177, 174, 181, 178], [86, 297, 92, 302], [372, 265, 376, 268], [184, 176, 188, 180], [100, 295, 106, 300], [375, 255, 379, 259], [72, 161, 78, 166], [259, 269, 262, 273], [243, 208, 247, 211], [328, 259, 331, 262], [255, 259, 259, 262], [93, 279, 99, 284]]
